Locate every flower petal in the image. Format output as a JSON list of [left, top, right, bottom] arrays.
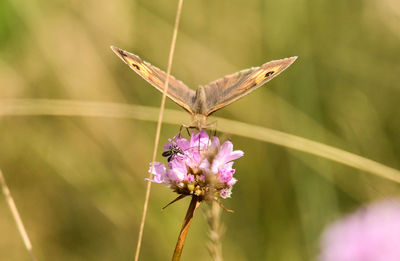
[[167, 160, 187, 182], [226, 150, 244, 162], [220, 188, 233, 199], [147, 162, 167, 183], [190, 129, 210, 150], [219, 141, 234, 157], [176, 135, 190, 151]]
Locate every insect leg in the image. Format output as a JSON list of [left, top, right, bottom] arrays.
[[179, 124, 192, 138], [178, 125, 183, 137]]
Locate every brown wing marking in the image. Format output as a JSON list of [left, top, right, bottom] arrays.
[[111, 46, 196, 114], [203, 56, 297, 115]]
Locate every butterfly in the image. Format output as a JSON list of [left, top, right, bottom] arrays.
[[111, 46, 297, 129]]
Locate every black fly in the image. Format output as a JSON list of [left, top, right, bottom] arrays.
[[162, 145, 185, 162]]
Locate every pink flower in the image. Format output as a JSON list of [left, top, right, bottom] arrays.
[[167, 159, 187, 182], [211, 141, 244, 174], [319, 199, 400, 261], [187, 174, 195, 183], [226, 177, 237, 187], [218, 162, 236, 186], [220, 188, 232, 199], [164, 135, 190, 152], [189, 130, 210, 151], [147, 162, 168, 184], [148, 130, 244, 200], [219, 167, 234, 183]]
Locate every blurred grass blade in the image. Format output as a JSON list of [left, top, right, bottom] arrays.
[[216, 118, 400, 183], [0, 169, 37, 261], [0, 98, 399, 183]]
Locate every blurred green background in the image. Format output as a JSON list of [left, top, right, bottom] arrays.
[[1, 0, 400, 260]]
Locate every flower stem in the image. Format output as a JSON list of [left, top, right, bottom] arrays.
[[172, 196, 202, 261]]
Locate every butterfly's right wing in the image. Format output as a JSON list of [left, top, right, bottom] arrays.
[[203, 57, 297, 115], [111, 46, 196, 114]]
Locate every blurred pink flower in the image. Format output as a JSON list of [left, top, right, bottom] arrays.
[[148, 162, 167, 184], [148, 130, 244, 200], [319, 199, 400, 261]]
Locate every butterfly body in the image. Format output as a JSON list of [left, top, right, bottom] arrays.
[[191, 113, 208, 129], [111, 46, 297, 129], [192, 85, 208, 115]]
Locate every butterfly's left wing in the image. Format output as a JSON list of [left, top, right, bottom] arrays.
[[111, 46, 196, 114], [203, 56, 297, 115]]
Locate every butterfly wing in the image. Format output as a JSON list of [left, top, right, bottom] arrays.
[[203, 56, 297, 115], [111, 46, 196, 114]]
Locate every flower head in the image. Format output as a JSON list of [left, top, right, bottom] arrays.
[[148, 130, 244, 200], [319, 199, 400, 261]]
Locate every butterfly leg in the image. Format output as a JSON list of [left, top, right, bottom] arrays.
[[212, 120, 218, 137], [178, 124, 192, 138], [186, 126, 192, 137], [197, 131, 201, 151], [205, 120, 218, 137], [178, 125, 184, 137], [205, 129, 213, 149]]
